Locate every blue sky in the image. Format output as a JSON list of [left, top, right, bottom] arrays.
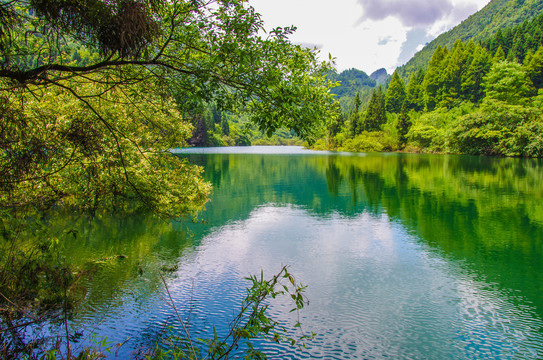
[[251, 0, 491, 74]]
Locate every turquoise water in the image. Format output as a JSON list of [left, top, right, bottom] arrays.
[[63, 147, 543, 358]]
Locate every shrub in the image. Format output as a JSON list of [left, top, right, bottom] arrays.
[[339, 131, 397, 153]]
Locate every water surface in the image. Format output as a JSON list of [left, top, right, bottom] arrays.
[[62, 146, 543, 359]]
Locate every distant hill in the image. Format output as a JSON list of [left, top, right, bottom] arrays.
[[370, 68, 389, 86], [328, 68, 376, 97], [399, 0, 543, 77]]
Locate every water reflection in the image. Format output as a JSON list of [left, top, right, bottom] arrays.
[[63, 148, 543, 358]]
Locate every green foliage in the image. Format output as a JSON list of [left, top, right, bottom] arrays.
[[462, 43, 492, 103], [399, 0, 543, 79], [327, 68, 376, 97], [354, 92, 362, 113], [506, 117, 543, 156], [385, 71, 406, 113], [339, 131, 397, 153], [405, 70, 425, 111], [449, 111, 506, 155], [221, 119, 230, 137], [151, 266, 313, 360], [449, 99, 537, 156], [364, 87, 386, 132], [1, 77, 211, 216], [423, 46, 447, 111], [524, 46, 543, 88], [493, 46, 507, 62], [396, 105, 412, 148], [483, 61, 536, 105], [407, 123, 443, 151], [440, 40, 470, 107]]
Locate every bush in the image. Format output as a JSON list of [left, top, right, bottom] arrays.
[[505, 119, 543, 157], [448, 111, 506, 155], [407, 124, 444, 150], [339, 131, 397, 153], [449, 101, 537, 156], [310, 138, 329, 150]]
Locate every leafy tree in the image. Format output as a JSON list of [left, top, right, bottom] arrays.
[[462, 44, 492, 103], [326, 107, 345, 141], [502, 27, 515, 52], [490, 28, 506, 55], [440, 40, 466, 107], [0, 0, 336, 212], [339, 131, 396, 153], [396, 104, 412, 148], [212, 105, 223, 124], [424, 46, 446, 111], [0, 0, 337, 357], [483, 61, 536, 105], [493, 46, 507, 63], [385, 70, 406, 113], [191, 115, 210, 147], [451, 62, 538, 157], [354, 92, 362, 114], [407, 123, 441, 150], [405, 69, 425, 111], [509, 28, 527, 62], [530, 27, 542, 49], [506, 118, 543, 157], [1, 77, 211, 214], [221, 118, 230, 136], [364, 86, 386, 132], [449, 101, 536, 156], [349, 112, 362, 136], [348, 92, 363, 136], [524, 45, 543, 89]]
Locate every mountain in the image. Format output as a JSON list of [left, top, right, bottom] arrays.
[[328, 68, 376, 97], [369, 68, 389, 85], [399, 0, 543, 76]]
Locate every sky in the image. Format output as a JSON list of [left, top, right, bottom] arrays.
[[250, 0, 491, 74]]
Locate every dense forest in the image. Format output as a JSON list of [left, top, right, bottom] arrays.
[[399, 0, 543, 76], [316, 8, 543, 157], [173, 0, 543, 151]]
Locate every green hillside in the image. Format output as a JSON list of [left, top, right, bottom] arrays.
[[399, 0, 543, 77], [328, 68, 376, 97], [315, 0, 543, 158]]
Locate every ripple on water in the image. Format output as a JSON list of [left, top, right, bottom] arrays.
[[68, 205, 543, 359]]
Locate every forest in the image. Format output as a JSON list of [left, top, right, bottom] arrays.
[[315, 11, 543, 158], [190, 0, 543, 156]]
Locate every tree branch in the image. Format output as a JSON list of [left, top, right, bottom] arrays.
[[0, 58, 194, 84]]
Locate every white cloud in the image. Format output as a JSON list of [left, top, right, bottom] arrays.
[[250, 0, 490, 74], [357, 0, 454, 27]]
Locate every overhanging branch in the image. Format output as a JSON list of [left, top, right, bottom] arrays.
[[0, 58, 194, 84]]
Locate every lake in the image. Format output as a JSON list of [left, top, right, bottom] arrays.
[[62, 146, 543, 359]]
